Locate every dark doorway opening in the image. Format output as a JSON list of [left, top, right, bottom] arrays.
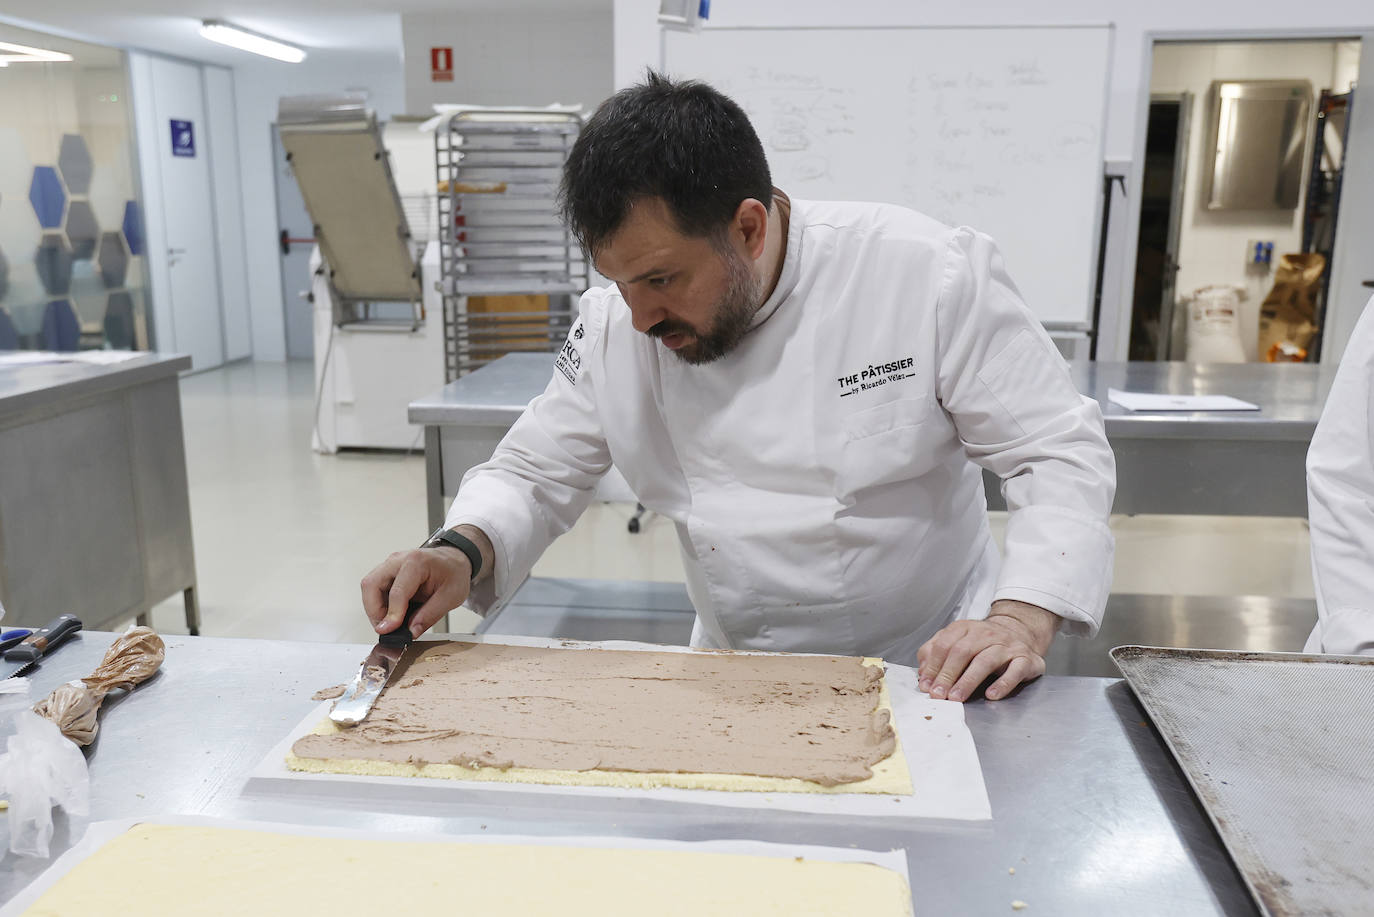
[[1129, 96, 1189, 360]]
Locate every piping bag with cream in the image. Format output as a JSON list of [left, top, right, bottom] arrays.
[[330, 602, 420, 727]]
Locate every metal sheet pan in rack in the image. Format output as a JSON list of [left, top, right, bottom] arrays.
[[445, 277, 585, 297], [1110, 645, 1374, 917]]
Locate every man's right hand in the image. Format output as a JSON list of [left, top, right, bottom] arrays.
[[360, 546, 473, 639]]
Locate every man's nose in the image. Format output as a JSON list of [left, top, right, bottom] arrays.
[[622, 289, 665, 335]]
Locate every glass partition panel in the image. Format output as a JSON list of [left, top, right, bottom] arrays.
[[0, 24, 149, 351]]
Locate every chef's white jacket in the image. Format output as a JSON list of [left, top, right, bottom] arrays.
[[446, 198, 1116, 665], [1305, 293, 1374, 655]]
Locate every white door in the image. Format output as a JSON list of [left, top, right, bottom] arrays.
[[272, 127, 315, 360], [148, 57, 224, 371]]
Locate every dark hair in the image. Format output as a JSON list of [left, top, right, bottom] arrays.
[[559, 70, 772, 257]]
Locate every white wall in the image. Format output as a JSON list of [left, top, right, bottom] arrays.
[[1333, 39, 1362, 89], [1152, 41, 1344, 360], [613, 1, 1374, 361], [231, 50, 404, 361], [204, 65, 252, 361], [400, 10, 613, 114]]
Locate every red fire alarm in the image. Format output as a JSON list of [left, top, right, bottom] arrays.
[[431, 47, 454, 82]]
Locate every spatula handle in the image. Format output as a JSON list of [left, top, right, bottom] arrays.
[[378, 601, 422, 648]]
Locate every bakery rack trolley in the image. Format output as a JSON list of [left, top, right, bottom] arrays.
[[435, 110, 588, 380]]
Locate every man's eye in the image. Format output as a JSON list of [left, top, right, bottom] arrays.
[[648, 276, 671, 288]]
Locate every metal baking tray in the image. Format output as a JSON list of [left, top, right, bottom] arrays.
[[1111, 645, 1374, 917]]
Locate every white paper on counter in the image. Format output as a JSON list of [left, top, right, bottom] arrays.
[[0, 350, 147, 367], [0, 814, 912, 917], [0, 352, 66, 366], [62, 350, 149, 365], [248, 633, 992, 823], [1107, 388, 1259, 412]]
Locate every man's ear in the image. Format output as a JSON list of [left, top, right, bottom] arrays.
[[732, 198, 770, 261]]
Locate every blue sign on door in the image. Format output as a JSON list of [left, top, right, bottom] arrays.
[[170, 120, 195, 158]]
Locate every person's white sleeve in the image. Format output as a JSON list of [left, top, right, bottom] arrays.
[[1305, 295, 1374, 656], [443, 293, 613, 615], [935, 227, 1116, 636]]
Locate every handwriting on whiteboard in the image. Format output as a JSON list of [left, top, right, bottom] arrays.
[[719, 57, 1099, 230]]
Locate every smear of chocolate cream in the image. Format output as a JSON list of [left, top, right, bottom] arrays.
[[312, 685, 346, 701], [292, 642, 896, 786]]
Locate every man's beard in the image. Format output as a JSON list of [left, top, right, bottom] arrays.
[[650, 249, 763, 365]]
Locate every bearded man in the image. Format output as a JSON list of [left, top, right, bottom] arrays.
[[362, 72, 1116, 704]]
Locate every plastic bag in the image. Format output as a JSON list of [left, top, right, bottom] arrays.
[[0, 680, 90, 859], [1183, 284, 1247, 363], [33, 626, 165, 746], [33, 682, 99, 746]]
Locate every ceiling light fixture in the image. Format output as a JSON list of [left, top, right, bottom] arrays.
[[0, 41, 75, 63], [199, 20, 306, 63]]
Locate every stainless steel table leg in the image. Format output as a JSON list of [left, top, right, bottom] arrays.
[[135, 612, 150, 627], [184, 586, 201, 636], [425, 425, 445, 531], [425, 425, 450, 634]]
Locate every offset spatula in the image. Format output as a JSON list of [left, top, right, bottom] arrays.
[[330, 604, 418, 727]]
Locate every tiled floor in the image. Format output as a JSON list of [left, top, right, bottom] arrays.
[[142, 360, 1314, 644]]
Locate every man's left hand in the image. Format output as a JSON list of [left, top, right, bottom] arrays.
[[916, 600, 1059, 702]]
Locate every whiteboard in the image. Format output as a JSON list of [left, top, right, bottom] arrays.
[[663, 26, 1112, 325]]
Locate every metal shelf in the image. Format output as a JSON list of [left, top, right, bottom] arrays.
[[436, 110, 588, 380]]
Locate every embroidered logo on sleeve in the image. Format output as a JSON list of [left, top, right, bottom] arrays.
[[555, 321, 585, 385], [837, 356, 916, 398]]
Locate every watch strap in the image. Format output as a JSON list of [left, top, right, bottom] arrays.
[[424, 527, 483, 580]]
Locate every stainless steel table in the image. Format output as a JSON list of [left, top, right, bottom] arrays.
[[1066, 362, 1335, 517], [0, 631, 1254, 914], [409, 354, 551, 530], [480, 576, 696, 646], [483, 577, 1318, 679], [411, 355, 1336, 527], [0, 354, 199, 633]]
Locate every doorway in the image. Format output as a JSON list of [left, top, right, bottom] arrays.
[[1128, 94, 1191, 360], [272, 126, 315, 361], [1130, 39, 1362, 362], [1304, 89, 1355, 357], [147, 56, 226, 371]]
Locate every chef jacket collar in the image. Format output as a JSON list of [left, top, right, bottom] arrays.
[[747, 189, 801, 332]]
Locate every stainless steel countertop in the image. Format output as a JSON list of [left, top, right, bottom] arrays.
[[1086, 362, 1334, 441], [0, 353, 192, 418], [484, 578, 1318, 680], [408, 353, 553, 424], [410, 353, 1334, 442], [0, 631, 1253, 914]]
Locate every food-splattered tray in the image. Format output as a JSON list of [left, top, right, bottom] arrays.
[[1111, 645, 1374, 916]]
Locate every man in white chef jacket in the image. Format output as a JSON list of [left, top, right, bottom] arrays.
[[363, 73, 1116, 703], [1304, 293, 1374, 656]]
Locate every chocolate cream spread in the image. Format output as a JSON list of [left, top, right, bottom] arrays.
[[293, 642, 896, 786]]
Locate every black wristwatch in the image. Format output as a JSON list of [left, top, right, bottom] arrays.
[[422, 526, 483, 580]]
